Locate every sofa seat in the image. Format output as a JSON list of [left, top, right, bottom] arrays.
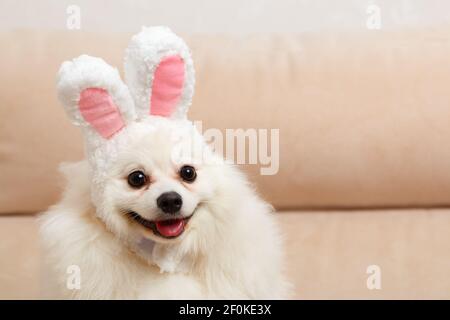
[[1, 210, 449, 299]]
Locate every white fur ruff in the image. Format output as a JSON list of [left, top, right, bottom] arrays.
[[39, 155, 289, 299]]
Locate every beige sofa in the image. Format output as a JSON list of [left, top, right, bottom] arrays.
[[1, 30, 450, 299]]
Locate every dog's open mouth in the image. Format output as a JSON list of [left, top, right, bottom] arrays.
[[126, 211, 191, 239]]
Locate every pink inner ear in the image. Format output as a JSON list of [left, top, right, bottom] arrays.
[[79, 88, 125, 139], [150, 55, 185, 117]]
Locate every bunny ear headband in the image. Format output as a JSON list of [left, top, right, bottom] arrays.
[[57, 26, 195, 170]]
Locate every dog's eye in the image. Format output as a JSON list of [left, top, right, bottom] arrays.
[[179, 165, 196, 182], [127, 171, 147, 188]]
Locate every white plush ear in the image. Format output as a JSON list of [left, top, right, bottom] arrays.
[[124, 26, 195, 120], [57, 55, 136, 139]]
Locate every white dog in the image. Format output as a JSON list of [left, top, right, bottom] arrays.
[[39, 26, 289, 299]]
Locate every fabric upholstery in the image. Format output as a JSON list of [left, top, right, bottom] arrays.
[[2, 30, 450, 213], [1, 210, 449, 299]]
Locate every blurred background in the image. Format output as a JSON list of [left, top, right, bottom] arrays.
[[0, 0, 450, 299], [1, 0, 449, 33]]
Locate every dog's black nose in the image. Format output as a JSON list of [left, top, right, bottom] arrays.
[[157, 192, 183, 214]]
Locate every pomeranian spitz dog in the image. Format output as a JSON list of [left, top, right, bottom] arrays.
[[39, 26, 288, 299]]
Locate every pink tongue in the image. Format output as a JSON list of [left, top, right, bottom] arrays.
[[155, 219, 185, 237]]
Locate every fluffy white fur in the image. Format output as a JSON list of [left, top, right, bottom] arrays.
[[39, 26, 289, 299]]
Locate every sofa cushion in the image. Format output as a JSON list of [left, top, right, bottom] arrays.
[[1, 210, 449, 299], [2, 30, 450, 213]]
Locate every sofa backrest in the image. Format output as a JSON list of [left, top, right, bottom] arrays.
[[2, 29, 450, 214]]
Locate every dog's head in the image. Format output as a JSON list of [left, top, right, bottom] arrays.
[[57, 27, 219, 245]]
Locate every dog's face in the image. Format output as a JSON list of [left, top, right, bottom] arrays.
[[56, 27, 216, 246], [95, 118, 217, 244]]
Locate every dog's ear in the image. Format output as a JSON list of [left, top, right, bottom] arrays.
[[57, 55, 136, 139], [124, 26, 195, 120]]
